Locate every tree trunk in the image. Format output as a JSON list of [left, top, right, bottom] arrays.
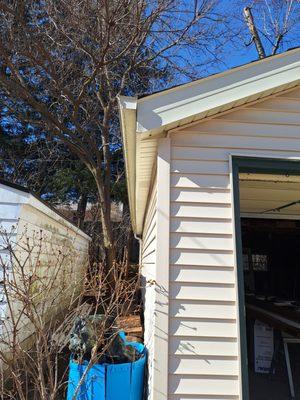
[[95, 106, 117, 287], [93, 167, 116, 286], [76, 193, 88, 229], [101, 207, 116, 288], [124, 228, 133, 279], [243, 7, 266, 59]]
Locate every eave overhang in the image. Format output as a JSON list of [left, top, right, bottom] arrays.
[[119, 48, 300, 235], [118, 96, 138, 233]]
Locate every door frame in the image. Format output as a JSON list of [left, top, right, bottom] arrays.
[[232, 156, 300, 400]]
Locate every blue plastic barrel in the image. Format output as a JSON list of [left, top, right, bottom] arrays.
[[67, 335, 146, 400]]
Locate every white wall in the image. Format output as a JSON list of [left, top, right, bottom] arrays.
[[166, 87, 300, 399], [0, 183, 90, 342], [0, 184, 28, 263], [16, 202, 89, 293], [0, 184, 29, 332]]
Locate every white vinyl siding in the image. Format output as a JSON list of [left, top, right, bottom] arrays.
[[0, 183, 90, 341], [0, 186, 27, 330], [141, 176, 157, 400], [167, 87, 300, 399]]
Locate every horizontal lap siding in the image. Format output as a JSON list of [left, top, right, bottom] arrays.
[[17, 205, 89, 261], [168, 88, 300, 399], [170, 318, 237, 337], [141, 177, 157, 400], [169, 375, 239, 396], [0, 199, 22, 325], [0, 203, 21, 250], [15, 205, 90, 331], [170, 266, 235, 284], [170, 233, 233, 250], [0, 186, 90, 340], [170, 300, 237, 319], [7, 203, 90, 348]]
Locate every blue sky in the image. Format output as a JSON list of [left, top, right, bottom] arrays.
[[221, 1, 298, 68], [169, 0, 300, 86]]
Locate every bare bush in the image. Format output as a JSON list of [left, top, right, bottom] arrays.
[[0, 227, 141, 400]]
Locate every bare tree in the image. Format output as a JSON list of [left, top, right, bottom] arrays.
[[0, 0, 228, 275], [241, 0, 300, 58], [243, 6, 267, 58]]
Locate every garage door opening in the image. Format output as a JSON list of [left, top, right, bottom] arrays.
[[236, 167, 300, 400]]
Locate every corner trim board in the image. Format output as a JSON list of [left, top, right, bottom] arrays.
[[153, 137, 170, 399]]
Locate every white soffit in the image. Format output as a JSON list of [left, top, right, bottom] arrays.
[[118, 96, 138, 233], [119, 48, 300, 234]]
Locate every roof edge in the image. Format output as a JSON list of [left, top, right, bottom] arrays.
[[118, 48, 300, 236], [138, 46, 300, 103], [136, 47, 300, 135]]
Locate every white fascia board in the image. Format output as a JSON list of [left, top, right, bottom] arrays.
[[136, 48, 300, 134], [118, 95, 138, 233]]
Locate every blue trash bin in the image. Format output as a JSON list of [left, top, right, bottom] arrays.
[[67, 333, 146, 400]]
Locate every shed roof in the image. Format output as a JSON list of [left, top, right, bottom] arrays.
[[118, 47, 300, 235]]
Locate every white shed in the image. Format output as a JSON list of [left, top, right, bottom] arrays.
[[119, 47, 300, 400], [0, 180, 90, 345]]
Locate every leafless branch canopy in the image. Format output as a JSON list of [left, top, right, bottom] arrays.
[[0, 0, 227, 266], [240, 0, 300, 58]]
